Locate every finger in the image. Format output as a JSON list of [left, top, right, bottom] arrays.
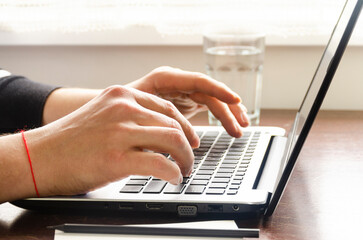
[[126, 126, 194, 176], [190, 93, 243, 138], [130, 88, 200, 148], [126, 151, 183, 185], [228, 104, 250, 128], [151, 67, 241, 104]]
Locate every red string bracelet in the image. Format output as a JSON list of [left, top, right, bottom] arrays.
[[21, 130, 40, 197]]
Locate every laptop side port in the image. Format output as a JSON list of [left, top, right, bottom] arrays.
[[119, 202, 134, 210], [146, 203, 164, 210], [177, 205, 198, 217], [208, 204, 223, 212]]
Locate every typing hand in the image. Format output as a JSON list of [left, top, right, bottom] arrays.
[[127, 66, 249, 138], [25, 86, 197, 197]]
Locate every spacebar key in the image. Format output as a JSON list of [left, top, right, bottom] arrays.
[[143, 180, 167, 193]]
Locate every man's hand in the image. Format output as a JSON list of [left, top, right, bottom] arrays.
[[26, 86, 198, 197], [127, 66, 249, 138]]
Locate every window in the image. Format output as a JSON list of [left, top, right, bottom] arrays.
[[0, 0, 361, 45]]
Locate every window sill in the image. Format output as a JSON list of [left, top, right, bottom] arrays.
[[0, 26, 362, 47]]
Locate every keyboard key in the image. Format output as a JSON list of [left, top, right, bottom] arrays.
[[229, 185, 240, 190], [209, 183, 228, 189], [235, 172, 245, 176], [220, 163, 237, 168], [194, 152, 207, 156], [217, 167, 234, 173], [130, 176, 151, 180], [199, 144, 212, 148], [217, 168, 235, 173], [190, 180, 209, 185], [230, 144, 246, 148], [210, 149, 226, 154], [193, 175, 212, 180], [143, 180, 167, 193], [211, 178, 230, 183], [194, 156, 205, 161], [125, 179, 148, 186], [182, 177, 191, 184], [226, 152, 242, 156], [199, 166, 216, 170], [206, 189, 225, 195], [224, 156, 240, 160], [222, 160, 239, 164], [212, 145, 229, 149], [120, 185, 143, 193], [227, 190, 238, 195], [202, 161, 219, 166], [208, 153, 224, 158], [163, 183, 186, 194], [233, 176, 244, 180], [231, 180, 242, 185], [215, 173, 233, 178], [193, 147, 210, 152], [204, 131, 219, 137], [205, 157, 222, 161], [185, 185, 205, 194], [196, 170, 214, 175], [213, 143, 230, 147]]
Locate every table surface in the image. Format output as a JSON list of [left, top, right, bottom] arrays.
[[1, 109, 363, 240]]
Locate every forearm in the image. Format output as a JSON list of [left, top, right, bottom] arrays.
[[0, 133, 35, 203], [42, 88, 101, 125]]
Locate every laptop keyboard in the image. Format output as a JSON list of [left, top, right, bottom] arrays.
[[120, 130, 261, 195]]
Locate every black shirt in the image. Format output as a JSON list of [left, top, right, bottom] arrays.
[[0, 75, 59, 134]]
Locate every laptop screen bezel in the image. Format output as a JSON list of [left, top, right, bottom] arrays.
[[265, 0, 363, 216]]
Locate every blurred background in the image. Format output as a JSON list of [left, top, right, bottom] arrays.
[[0, 0, 362, 110]]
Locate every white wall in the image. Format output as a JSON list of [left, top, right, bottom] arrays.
[[1, 45, 362, 110]]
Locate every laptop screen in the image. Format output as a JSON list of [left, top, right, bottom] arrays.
[[266, 0, 362, 216], [286, 0, 360, 162]]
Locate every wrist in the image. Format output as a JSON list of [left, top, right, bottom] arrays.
[[0, 133, 37, 202], [42, 88, 101, 125]]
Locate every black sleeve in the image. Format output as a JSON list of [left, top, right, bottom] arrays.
[[0, 75, 60, 134]]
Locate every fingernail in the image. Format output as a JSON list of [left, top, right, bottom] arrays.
[[234, 122, 243, 137], [242, 111, 250, 126], [192, 135, 200, 148], [235, 94, 242, 103], [241, 104, 248, 112], [171, 174, 183, 185]]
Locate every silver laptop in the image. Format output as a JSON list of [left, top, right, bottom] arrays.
[[13, 0, 362, 217]]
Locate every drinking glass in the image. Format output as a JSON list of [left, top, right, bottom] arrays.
[[203, 26, 265, 126]]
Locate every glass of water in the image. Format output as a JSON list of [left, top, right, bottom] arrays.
[[203, 26, 265, 126]]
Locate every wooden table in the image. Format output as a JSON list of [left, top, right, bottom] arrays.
[[1, 110, 362, 240]]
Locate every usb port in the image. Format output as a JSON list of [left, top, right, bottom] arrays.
[[119, 203, 134, 210], [146, 203, 164, 210]]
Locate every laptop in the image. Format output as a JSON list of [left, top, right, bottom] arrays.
[[13, 0, 362, 217]]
